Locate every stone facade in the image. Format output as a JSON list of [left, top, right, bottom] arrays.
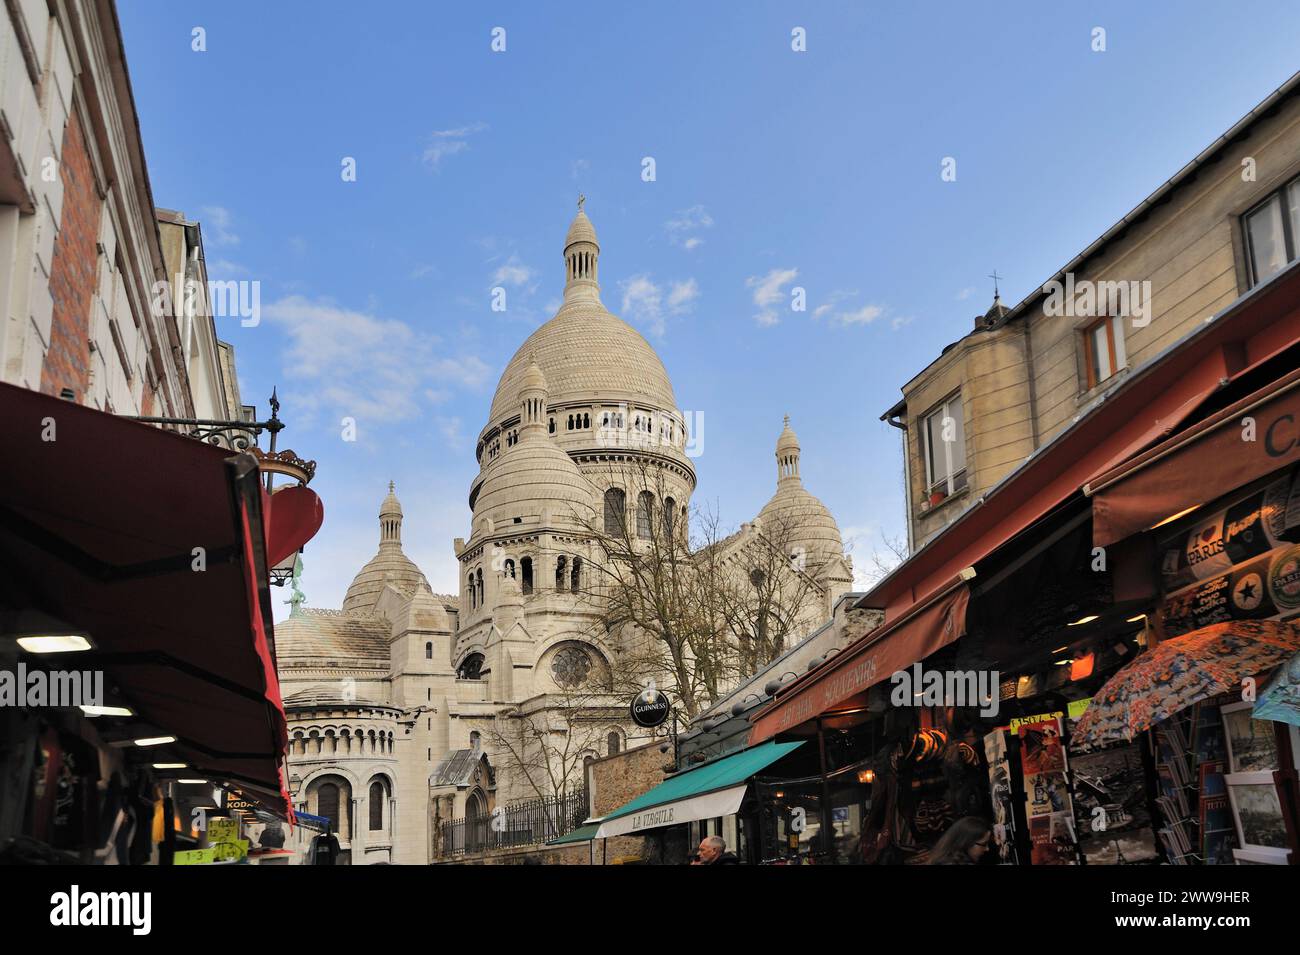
[[887, 79, 1300, 549], [277, 204, 856, 864]]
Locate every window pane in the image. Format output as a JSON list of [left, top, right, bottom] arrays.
[[1110, 314, 1127, 371], [1247, 196, 1288, 282], [1289, 180, 1300, 263], [925, 411, 947, 486], [1091, 323, 1112, 383], [946, 396, 965, 474]]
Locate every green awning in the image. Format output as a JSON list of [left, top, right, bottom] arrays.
[[546, 823, 601, 846], [594, 739, 804, 838]]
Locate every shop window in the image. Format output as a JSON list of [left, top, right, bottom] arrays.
[[1082, 313, 1128, 390], [922, 393, 967, 504], [1243, 174, 1300, 286]]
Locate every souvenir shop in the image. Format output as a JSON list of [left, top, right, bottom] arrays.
[[0, 383, 317, 864], [735, 274, 1300, 865]]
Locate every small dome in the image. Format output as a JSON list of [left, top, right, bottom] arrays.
[[380, 481, 402, 518], [342, 548, 431, 615], [564, 208, 598, 250], [474, 440, 596, 532], [520, 356, 547, 394], [757, 485, 845, 571], [776, 415, 800, 457]]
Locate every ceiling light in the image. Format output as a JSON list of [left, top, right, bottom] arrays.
[[133, 736, 176, 747], [3, 612, 94, 653], [176, 778, 208, 784], [1067, 615, 1099, 626], [80, 704, 133, 718], [153, 763, 187, 769], [16, 634, 93, 654], [1126, 614, 1146, 623]]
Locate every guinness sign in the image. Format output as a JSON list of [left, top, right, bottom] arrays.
[[630, 689, 671, 728]]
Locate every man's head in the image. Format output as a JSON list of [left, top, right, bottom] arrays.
[[697, 835, 726, 863]]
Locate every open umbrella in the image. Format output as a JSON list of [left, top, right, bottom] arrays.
[[1072, 620, 1300, 748]]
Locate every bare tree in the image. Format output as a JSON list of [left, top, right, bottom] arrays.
[[569, 457, 830, 719], [482, 681, 622, 806]]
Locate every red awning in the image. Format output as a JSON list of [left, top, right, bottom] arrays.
[[0, 382, 297, 807], [1087, 365, 1300, 547], [749, 580, 971, 743], [861, 259, 1300, 620]]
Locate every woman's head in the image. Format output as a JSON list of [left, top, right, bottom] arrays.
[[928, 815, 992, 863]]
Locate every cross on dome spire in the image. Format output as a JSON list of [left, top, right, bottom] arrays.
[[563, 200, 600, 302]]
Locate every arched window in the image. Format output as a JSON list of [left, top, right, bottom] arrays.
[[607, 731, 621, 755], [555, 555, 567, 591], [583, 413, 590, 428], [604, 488, 626, 535], [521, 556, 533, 595], [369, 780, 386, 831], [476, 568, 484, 605], [425, 641, 433, 659], [318, 783, 339, 829], [470, 730, 482, 753], [664, 497, 676, 539], [637, 492, 654, 539], [468, 574, 476, 609], [571, 556, 582, 592], [567, 414, 574, 430], [458, 653, 484, 680], [548, 418, 555, 434]]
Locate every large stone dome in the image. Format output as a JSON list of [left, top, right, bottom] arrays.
[[474, 439, 597, 530], [485, 202, 678, 429], [486, 300, 678, 427]]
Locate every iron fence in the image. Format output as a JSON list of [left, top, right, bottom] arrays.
[[439, 786, 589, 858]]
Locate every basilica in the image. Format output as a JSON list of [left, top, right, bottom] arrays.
[[274, 204, 853, 863]]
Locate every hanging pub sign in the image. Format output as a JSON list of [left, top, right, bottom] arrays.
[[630, 688, 671, 728], [1158, 468, 1300, 592]]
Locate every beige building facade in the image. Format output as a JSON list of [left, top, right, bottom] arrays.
[[886, 73, 1300, 550], [276, 205, 855, 864]]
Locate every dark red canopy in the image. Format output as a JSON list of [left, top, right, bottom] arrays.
[[0, 382, 319, 810]]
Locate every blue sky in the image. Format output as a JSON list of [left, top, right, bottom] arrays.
[[117, 1, 1300, 619]]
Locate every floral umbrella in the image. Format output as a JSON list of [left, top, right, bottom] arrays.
[[1072, 620, 1300, 748]]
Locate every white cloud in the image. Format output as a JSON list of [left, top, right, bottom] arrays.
[[665, 205, 714, 250], [201, 205, 239, 246], [835, 304, 884, 326], [263, 295, 490, 425], [422, 122, 488, 170], [956, 287, 976, 301], [746, 267, 798, 325], [620, 274, 698, 337], [891, 315, 914, 330], [491, 255, 536, 288]]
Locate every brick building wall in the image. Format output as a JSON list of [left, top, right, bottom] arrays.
[[589, 740, 673, 863], [39, 106, 100, 402]]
